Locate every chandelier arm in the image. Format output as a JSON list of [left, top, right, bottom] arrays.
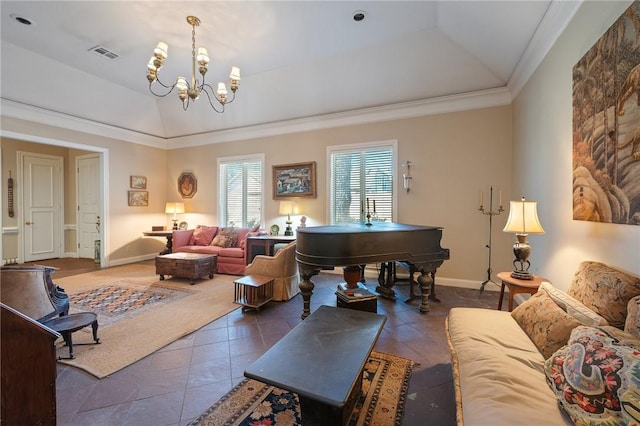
[[148, 82, 177, 98], [200, 87, 225, 113]]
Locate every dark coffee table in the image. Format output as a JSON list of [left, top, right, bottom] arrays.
[[244, 305, 386, 425], [155, 253, 217, 284], [41, 312, 100, 359]]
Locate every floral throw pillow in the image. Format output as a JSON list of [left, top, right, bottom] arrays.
[[222, 227, 238, 247], [511, 290, 582, 359], [210, 234, 232, 248], [544, 326, 640, 425], [567, 261, 640, 329]]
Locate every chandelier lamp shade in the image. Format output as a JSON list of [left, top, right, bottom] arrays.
[[502, 197, 545, 280], [146, 16, 241, 113]]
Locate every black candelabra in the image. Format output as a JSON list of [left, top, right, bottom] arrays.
[[479, 186, 503, 293]]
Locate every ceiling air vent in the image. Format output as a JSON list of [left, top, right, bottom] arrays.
[[89, 45, 119, 60]]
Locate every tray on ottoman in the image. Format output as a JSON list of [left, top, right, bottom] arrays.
[[155, 253, 217, 285]]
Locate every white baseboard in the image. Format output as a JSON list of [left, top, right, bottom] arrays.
[[109, 253, 156, 267], [323, 267, 501, 292]]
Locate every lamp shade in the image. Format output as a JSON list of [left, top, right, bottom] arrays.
[[165, 202, 185, 215], [503, 198, 544, 234], [279, 201, 295, 215]]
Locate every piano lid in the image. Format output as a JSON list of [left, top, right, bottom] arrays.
[[296, 222, 449, 268]]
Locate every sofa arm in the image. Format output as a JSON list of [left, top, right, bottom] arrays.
[[172, 230, 194, 250]]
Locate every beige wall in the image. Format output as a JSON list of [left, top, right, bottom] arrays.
[[1, 117, 168, 264], [168, 105, 514, 282], [512, 0, 640, 290]]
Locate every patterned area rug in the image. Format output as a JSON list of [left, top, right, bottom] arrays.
[[189, 351, 414, 426], [69, 280, 194, 327], [51, 264, 238, 378]]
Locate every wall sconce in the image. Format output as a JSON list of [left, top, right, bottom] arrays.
[[402, 161, 412, 193]]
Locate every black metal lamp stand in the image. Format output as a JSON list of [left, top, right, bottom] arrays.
[[479, 186, 503, 293]]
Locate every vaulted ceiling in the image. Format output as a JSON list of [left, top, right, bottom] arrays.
[[0, 1, 581, 144]]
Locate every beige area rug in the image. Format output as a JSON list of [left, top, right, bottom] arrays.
[[53, 263, 238, 379], [189, 351, 415, 426]]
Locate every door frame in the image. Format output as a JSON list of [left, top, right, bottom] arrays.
[[3, 130, 109, 267]]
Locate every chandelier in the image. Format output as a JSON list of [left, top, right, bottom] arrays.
[[146, 16, 240, 112]]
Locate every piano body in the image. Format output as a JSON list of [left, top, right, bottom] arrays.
[[296, 222, 450, 319]]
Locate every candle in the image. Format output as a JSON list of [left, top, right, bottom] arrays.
[[373, 200, 376, 213], [499, 191, 502, 207], [479, 191, 484, 207], [367, 198, 370, 210]]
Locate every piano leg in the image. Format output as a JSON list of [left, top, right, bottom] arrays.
[[417, 270, 433, 313], [375, 261, 396, 299], [299, 268, 320, 320]]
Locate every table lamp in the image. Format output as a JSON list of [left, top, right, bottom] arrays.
[[165, 202, 185, 230], [503, 197, 544, 280], [279, 201, 296, 236]]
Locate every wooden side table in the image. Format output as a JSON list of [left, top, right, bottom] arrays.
[[245, 235, 295, 265], [234, 274, 274, 311], [497, 272, 546, 312], [143, 230, 174, 254]]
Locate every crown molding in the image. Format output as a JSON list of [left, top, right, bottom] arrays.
[[0, 98, 167, 149], [3, 87, 511, 149], [168, 87, 512, 148], [508, 0, 583, 97]]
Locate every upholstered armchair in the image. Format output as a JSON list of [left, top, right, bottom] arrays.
[[244, 241, 300, 301]]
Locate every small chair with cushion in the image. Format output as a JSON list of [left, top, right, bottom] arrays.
[[244, 241, 300, 301]]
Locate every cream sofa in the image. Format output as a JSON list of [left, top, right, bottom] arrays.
[[446, 261, 640, 426]]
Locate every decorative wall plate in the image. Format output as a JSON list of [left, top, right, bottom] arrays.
[[270, 224, 280, 236], [179, 221, 188, 230]]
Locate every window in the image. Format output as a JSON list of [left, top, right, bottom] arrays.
[[218, 155, 264, 227], [328, 141, 396, 225]]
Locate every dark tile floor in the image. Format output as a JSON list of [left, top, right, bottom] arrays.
[[55, 271, 501, 425]]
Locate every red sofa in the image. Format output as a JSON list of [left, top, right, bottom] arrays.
[[171, 225, 258, 275]]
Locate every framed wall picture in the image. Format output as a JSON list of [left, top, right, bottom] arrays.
[[178, 172, 197, 198], [130, 175, 147, 189], [273, 161, 316, 199], [128, 190, 148, 206]]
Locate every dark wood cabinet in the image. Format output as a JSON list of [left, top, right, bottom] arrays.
[[1, 303, 60, 425]]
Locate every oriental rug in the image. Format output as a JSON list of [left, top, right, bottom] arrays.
[[52, 263, 238, 379], [189, 351, 414, 426]]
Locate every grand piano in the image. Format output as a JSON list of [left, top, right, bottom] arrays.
[[296, 222, 450, 319]]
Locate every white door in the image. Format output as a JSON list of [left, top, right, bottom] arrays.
[[21, 153, 63, 262], [77, 155, 101, 259]]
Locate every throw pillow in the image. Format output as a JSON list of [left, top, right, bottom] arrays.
[[567, 261, 640, 329], [544, 326, 640, 425], [219, 227, 238, 248], [540, 281, 608, 327], [189, 226, 218, 246], [511, 290, 582, 359], [210, 234, 232, 248], [625, 296, 640, 339]]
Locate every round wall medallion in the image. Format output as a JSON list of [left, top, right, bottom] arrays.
[[179, 221, 188, 230]]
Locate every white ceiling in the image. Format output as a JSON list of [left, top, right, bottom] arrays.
[[0, 1, 580, 142]]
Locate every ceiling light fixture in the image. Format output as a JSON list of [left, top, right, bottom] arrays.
[[146, 16, 241, 113]]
